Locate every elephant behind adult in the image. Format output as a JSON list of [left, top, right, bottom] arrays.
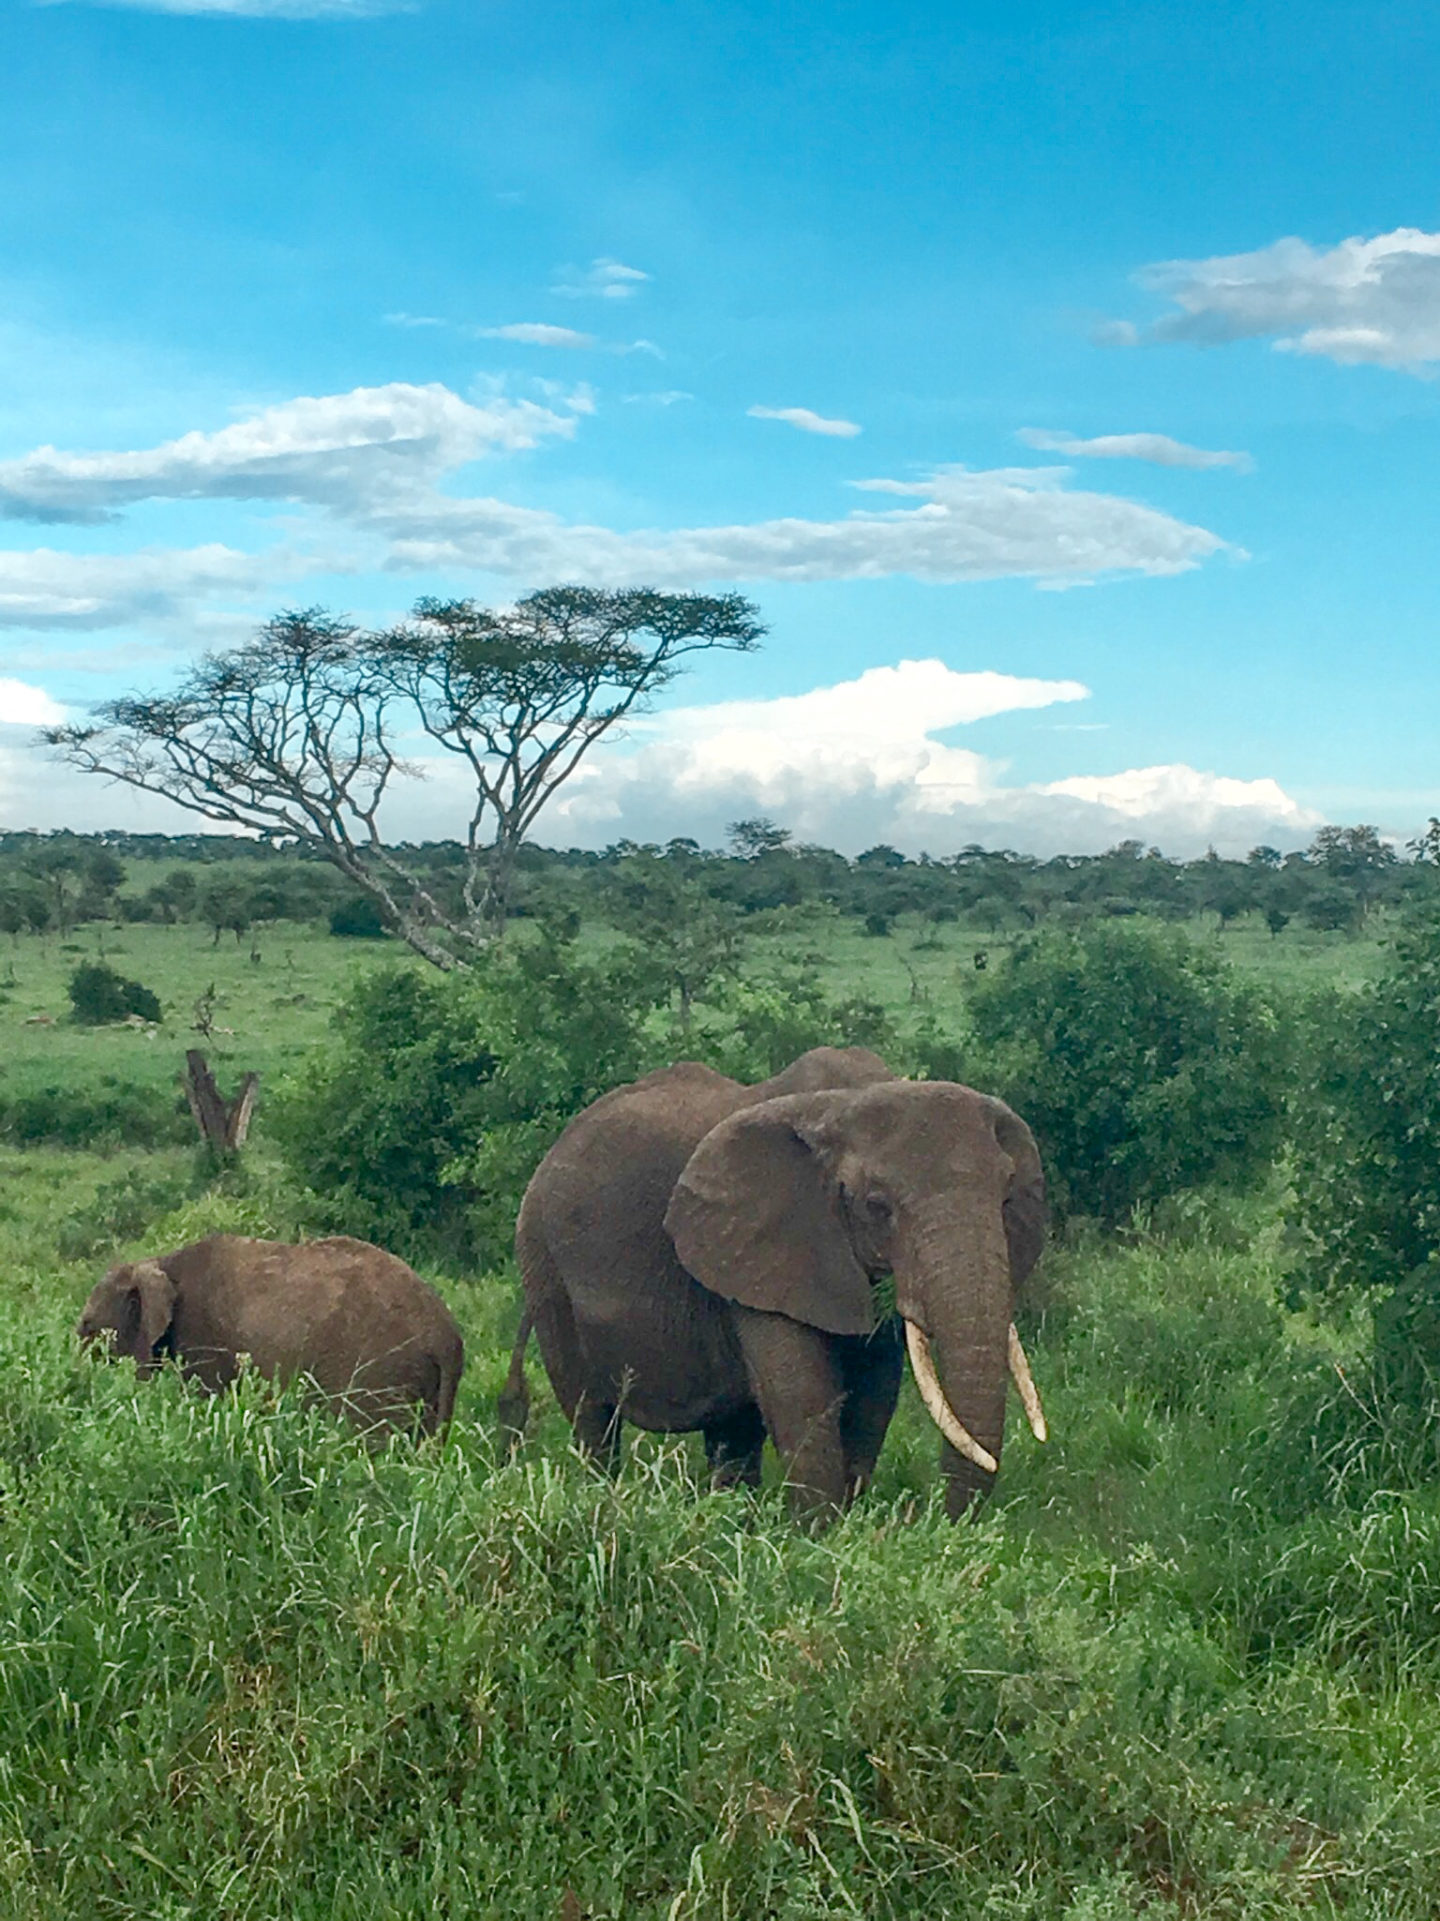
[[78, 1234, 465, 1435], [504, 1047, 1048, 1523]]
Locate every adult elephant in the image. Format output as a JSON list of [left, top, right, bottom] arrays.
[[78, 1234, 465, 1436], [502, 1047, 1047, 1524]]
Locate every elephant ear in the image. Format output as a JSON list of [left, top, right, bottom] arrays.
[[117, 1260, 177, 1371], [665, 1094, 874, 1337], [985, 1098, 1048, 1285]]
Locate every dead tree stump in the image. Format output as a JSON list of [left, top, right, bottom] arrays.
[[183, 1050, 259, 1153]]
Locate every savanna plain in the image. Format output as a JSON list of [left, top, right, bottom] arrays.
[[1, 849, 1438, 1921]]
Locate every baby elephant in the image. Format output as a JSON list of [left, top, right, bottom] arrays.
[[78, 1233, 464, 1435]]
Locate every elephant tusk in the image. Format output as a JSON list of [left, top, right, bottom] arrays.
[[903, 1321, 999, 1475], [1008, 1324, 1048, 1442]]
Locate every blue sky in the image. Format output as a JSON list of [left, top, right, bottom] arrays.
[[2, 0, 1438, 854]]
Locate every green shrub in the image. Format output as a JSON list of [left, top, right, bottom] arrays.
[[1290, 900, 1440, 1388], [966, 919, 1288, 1224], [269, 933, 666, 1267], [329, 894, 390, 939], [695, 957, 899, 1082], [66, 960, 163, 1026], [0, 1079, 189, 1150]]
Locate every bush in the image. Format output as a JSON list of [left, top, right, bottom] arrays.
[[1290, 901, 1440, 1387], [695, 958, 899, 1082], [0, 1080, 189, 1150], [269, 933, 666, 1268], [966, 919, 1288, 1224], [329, 895, 390, 939], [66, 960, 162, 1026]]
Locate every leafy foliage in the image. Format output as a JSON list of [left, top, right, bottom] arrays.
[[966, 920, 1288, 1223], [695, 955, 900, 1081], [66, 959, 163, 1026], [269, 934, 667, 1266], [1290, 900, 1440, 1384], [329, 894, 390, 939]]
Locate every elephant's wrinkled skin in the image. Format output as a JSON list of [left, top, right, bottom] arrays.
[[504, 1047, 1047, 1524], [78, 1234, 465, 1435]]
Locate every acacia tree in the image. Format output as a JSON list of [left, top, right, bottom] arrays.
[[45, 586, 765, 967]]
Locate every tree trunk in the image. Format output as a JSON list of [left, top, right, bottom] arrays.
[[183, 1051, 259, 1153]]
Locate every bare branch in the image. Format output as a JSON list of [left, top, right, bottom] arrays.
[[44, 588, 764, 961]]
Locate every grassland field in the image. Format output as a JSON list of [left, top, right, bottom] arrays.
[[1, 904, 1436, 1919]]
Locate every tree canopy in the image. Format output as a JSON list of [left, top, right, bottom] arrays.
[[44, 586, 765, 967]]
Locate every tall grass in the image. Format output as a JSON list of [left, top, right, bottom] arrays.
[[3, 1167, 1440, 1918]]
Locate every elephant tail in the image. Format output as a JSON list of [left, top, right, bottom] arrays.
[[497, 1309, 532, 1448]]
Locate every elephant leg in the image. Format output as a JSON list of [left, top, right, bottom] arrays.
[[703, 1404, 766, 1490], [524, 1266, 623, 1472], [572, 1395, 624, 1475], [835, 1318, 905, 1501], [731, 1307, 848, 1526]]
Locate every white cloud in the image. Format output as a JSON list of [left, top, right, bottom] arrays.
[[538, 660, 1320, 858], [383, 312, 446, 329], [377, 463, 1232, 587], [0, 679, 66, 726], [623, 390, 694, 407], [0, 382, 577, 524], [476, 323, 599, 349], [748, 406, 863, 439], [0, 393, 1233, 635], [552, 259, 651, 301], [1017, 428, 1253, 472], [40, 0, 409, 14], [1122, 228, 1440, 371], [0, 545, 297, 628]]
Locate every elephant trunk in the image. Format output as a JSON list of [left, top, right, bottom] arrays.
[[901, 1201, 1014, 1520]]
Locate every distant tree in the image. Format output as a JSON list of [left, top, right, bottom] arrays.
[[727, 817, 792, 859], [46, 589, 765, 968], [856, 844, 906, 870], [603, 847, 743, 1031], [1409, 818, 1440, 867], [1308, 824, 1397, 918], [22, 840, 87, 935], [197, 875, 254, 946]]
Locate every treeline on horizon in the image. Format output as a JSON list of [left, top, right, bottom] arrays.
[[1, 816, 1436, 942]]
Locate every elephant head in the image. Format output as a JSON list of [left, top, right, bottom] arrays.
[[664, 1079, 1047, 1516], [77, 1259, 177, 1377]]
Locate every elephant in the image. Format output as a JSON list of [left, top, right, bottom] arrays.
[[502, 1046, 1048, 1524], [77, 1234, 465, 1436]]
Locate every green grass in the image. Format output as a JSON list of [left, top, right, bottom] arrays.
[[1, 912, 1434, 1917], [0, 910, 1383, 1144], [0, 923, 423, 1146], [4, 1163, 1440, 1915]]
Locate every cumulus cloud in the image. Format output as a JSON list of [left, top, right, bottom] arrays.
[[476, 323, 599, 349], [0, 383, 578, 525], [1017, 428, 1253, 472], [1119, 228, 1440, 371], [552, 259, 651, 301], [0, 679, 66, 726], [748, 406, 863, 439], [377, 463, 1232, 588], [540, 660, 1319, 858]]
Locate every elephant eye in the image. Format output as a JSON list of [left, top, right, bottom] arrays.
[[864, 1192, 893, 1222]]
